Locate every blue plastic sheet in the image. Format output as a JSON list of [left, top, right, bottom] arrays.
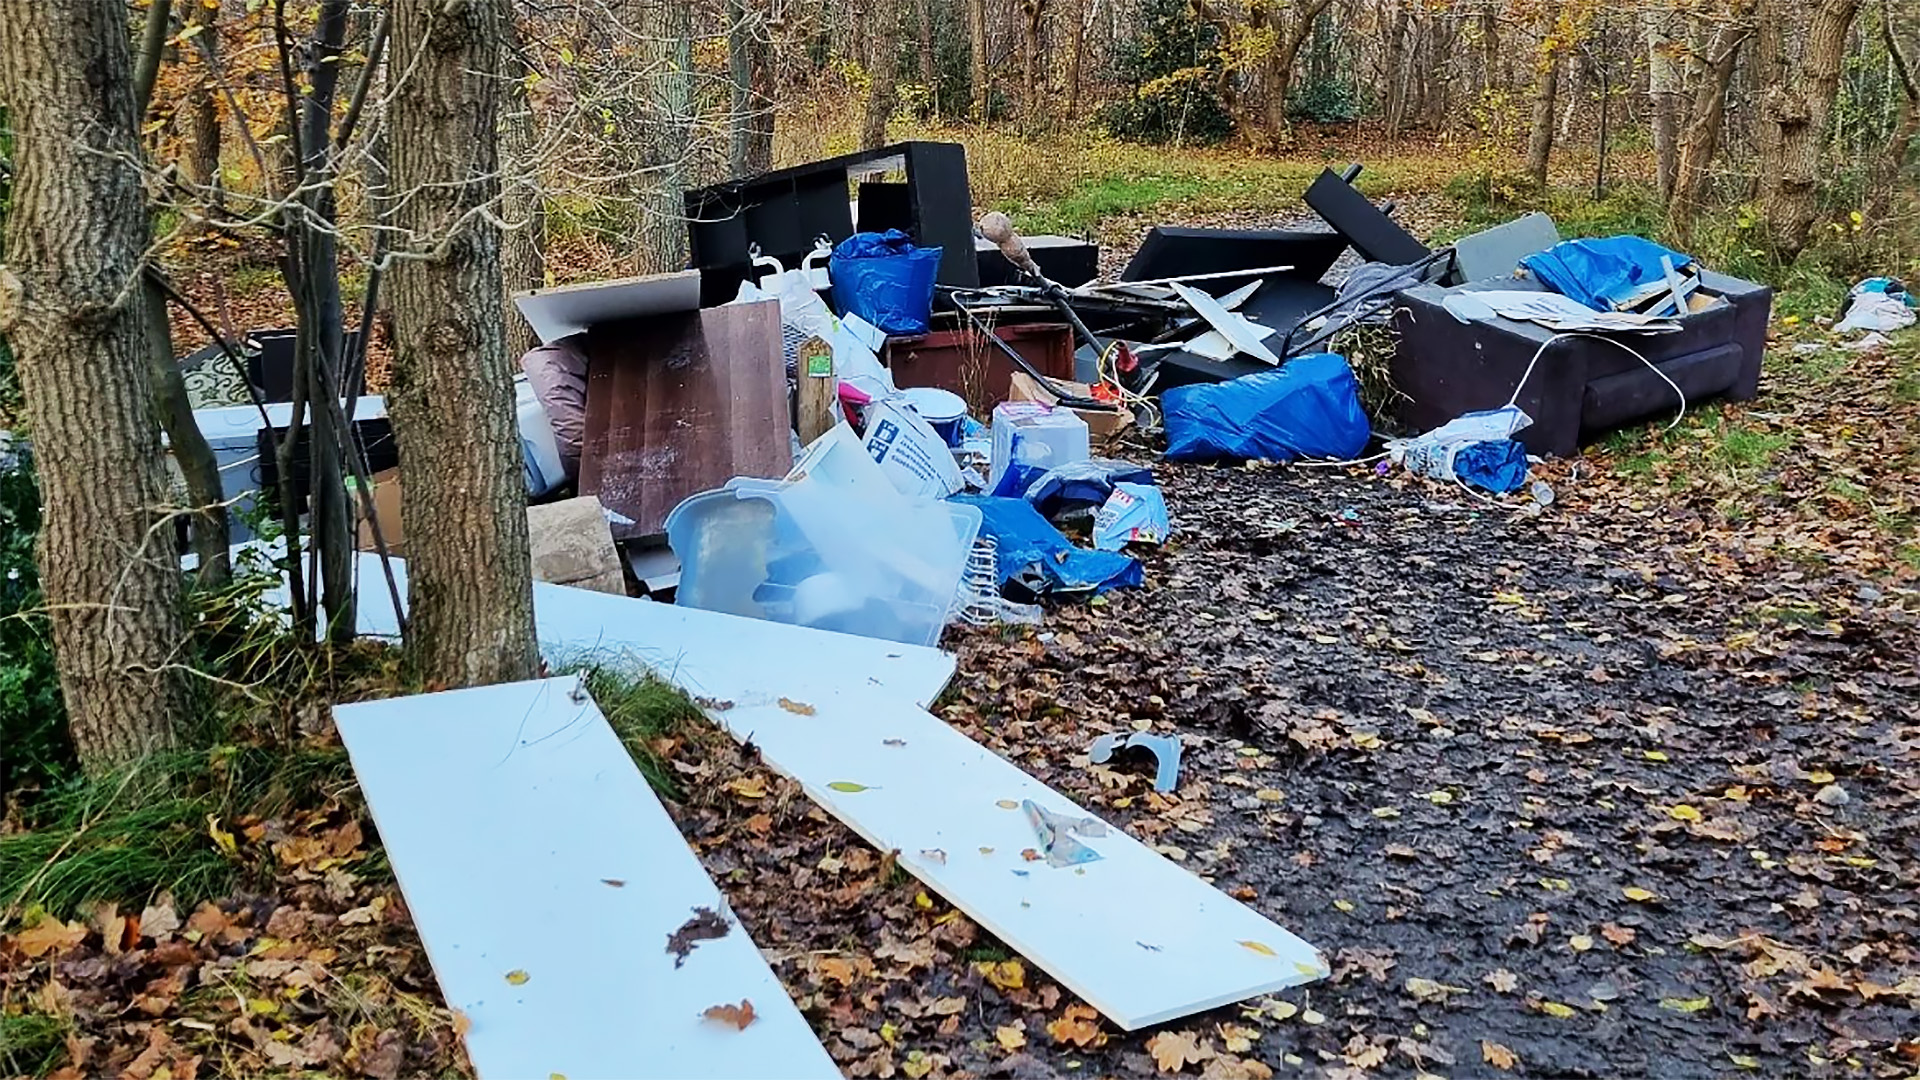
[[830, 230, 942, 335], [1021, 459, 1155, 518], [1521, 236, 1691, 311], [950, 495, 1142, 601], [1162, 352, 1370, 463], [1451, 438, 1530, 494]]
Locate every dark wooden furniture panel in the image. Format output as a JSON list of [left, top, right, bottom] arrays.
[[579, 299, 787, 541]]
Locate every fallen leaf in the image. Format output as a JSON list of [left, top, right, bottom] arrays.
[[995, 799, 1019, 809], [1660, 995, 1712, 1014], [974, 959, 1026, 991], [10, 916, 87, 958], [602, 879, 626, 887], [505, 969, 529, 985], [778, 697, 816, 715], [1238, 940, 1277, 957], [1539, 1000, 1576, 1018], [1569, 934, 1594, 952], [452, 1009, 472, 1035], [828, 781, 872, 793], [1405, 977, 1467, 1003], [725, 776, 768, 800], [1643, 750, 1670, 762], [1667, 804, 1703, 822], [666, 906, 730, 968], [1482, 1040, 1519, 1070], [994, 1023, 1027, 1052], [703, 999, 757, 1030], [1146, 1030, 1215, 1073], [928, 995, 967, 1015], [1217, 1023, 1259, 1053], [1485, 968, 1520, 993], [139, 899, 181, 940], [1046, 1004, 1105, 1047], [1622, 886, 1658, 902], [818, 957, 857, 986], [1254, 789, 1284, 802], [1600, 923, 1637, 946]]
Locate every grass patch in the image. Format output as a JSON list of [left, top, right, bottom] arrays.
[[0, 743, 357, 923], [1717, 426, 1790, 472], [0, 1010, 69, 1078], [226, 263, 282, 295], [565, 664, 707, 800]]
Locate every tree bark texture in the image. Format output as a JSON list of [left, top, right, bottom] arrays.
[[144, 274, 231, 588], [185, 0, 223, 199], [632, 0, 693, 274], [1644, 7, 1681, 200], [1020, 0, 1047, 122], [501, 19, 546, 361], [1260, 0, 1338, 146], [728, 0, 776, 177], [0, 0, 193, 770], [968, 0, 990, 119], [1524, 10, 1565, 188], [386, 0, 540, 689], [863, 0, 905, 148], [1668, 3, 1752, 237], [1755, 0, 1861, 260]]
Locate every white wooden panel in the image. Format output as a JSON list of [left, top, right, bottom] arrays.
[[333, 679, 841, 1080], [681, 683, 1328, 1030], [336, 551, 955, 709], [512, 270, 702, 344]]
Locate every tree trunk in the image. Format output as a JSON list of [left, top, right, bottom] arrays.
[[1644, 7, 1681, 200], [387, 0, 539, 689], [501, 18, 545, 361], [0, 0, 192, 770], [633, 0, 693, 274], [1065, 0, 1088, 117], [863, 0, 904, 148], [916, 0, 938, 95], [1524, 10, 1565, 188], [1669, 5, 1752, 239], [1020, 0, 1046, 122], [1867, 0, 1918, 221], [968, 0, 990, 119], [144, 275, 230, 588], [729, 0, 776, 176], [1260, 0, 1337, 146], [185, 0, 222, 203], [1755, 0, 1861, 261]]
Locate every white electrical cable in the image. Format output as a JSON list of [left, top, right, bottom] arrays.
[[1504, 331, 1689, 431]]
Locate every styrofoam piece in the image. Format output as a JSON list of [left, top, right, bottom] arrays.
[[1171, 281, 1280, 364], [512, 270, 702, 344], [295, 549, 956, 709], [332, 679, 840, 1080], [682, 681, 1327, 1029]]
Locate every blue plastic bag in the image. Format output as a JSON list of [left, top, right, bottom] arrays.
[[1452, 438, 1530, 493], [950, 495, 1142, 600], [1521, 236, 1691, 311], [1162, 353, 1370, 463], [830, 230, 942, 335]]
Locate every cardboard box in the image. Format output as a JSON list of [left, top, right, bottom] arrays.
[[353, 468, 404, 557], [1007, 372, 1133, 439]]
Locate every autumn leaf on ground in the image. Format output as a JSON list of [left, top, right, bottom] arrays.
[[505, 969, 530, 985], [1622, 886, 1658, 902], [9, 915, 87, 958], [1661, 995, 1712, 1013], [1146, 1030, 1214, 1073], [817, 957, 857, 986], [994, 1022, 1027, 1051], [1485, 968, 1519, 993], [1405, 976, 1468, 1003], [974, 958, 1025, 991], [725, 776, 768, 800], [1046, 1004, 1106, 1047], [703, 999, 757, 1030], [666, 906, 730, 968], [1482, 1040, 1519, 1070], [1600, 923, 1637, 946], [778, 697, 816, 715]]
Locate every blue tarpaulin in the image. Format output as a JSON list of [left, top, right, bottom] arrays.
[[830, 230, 942, 335], [950, 495, 1142, 600], [1521, 235, 1691, 311], [1162, 352, 1371, 463]]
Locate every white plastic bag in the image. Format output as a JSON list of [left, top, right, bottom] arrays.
[[1387, 406, 1532, 484]]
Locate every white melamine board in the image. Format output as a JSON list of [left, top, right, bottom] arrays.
[[688, 683, 1328, 1030], [332, 679, 841, 1080], [273, 549, 954, 709], [1171, 282, 1281, 364], [512, 270, 702, 344]]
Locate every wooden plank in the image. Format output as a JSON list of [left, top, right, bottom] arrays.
[[331, 549, 956, 709], [678, 683, 1327, 1030], [579, 300, 788, 542], [332, 679, 841, 1080], [511, 269, 702, 345]]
